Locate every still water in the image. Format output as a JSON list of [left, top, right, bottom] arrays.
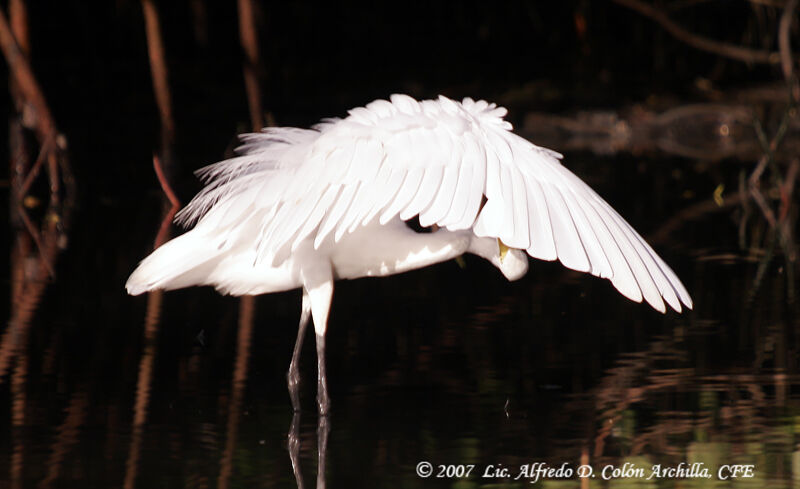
[[2, 150, 797, 488]]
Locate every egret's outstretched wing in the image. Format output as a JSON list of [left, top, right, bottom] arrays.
[[177, 94, 692, 313]]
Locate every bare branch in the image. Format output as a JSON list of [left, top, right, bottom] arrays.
[[613, 0, 782, 64]]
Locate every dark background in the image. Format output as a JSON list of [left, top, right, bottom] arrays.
[[19, 0, 776, 178], [2, 1, 797, 488], [12, 0, 780, 258]]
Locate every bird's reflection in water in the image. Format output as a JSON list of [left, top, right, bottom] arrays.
[[288, 413, 330, 489]]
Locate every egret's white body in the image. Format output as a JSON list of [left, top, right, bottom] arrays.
[[127, 94, 692, 414]]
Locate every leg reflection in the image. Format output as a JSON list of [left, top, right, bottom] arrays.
[[317, 415, 330, 489], [288, 412, 305, 489], [287, 412, 331, 489]]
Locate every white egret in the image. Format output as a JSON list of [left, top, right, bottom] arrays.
[[126, 94, 693, 415]]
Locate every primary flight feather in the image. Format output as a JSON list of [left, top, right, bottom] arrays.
[[127, 94, 692, 414]]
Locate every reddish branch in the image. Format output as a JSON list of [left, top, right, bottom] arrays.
[[140, 0, 179, 247], [1, 0, 74, 387], [0, 7, 55, 139], [8, 0, 28, 54], [141, 0, 175, 146], [238, 0, 263, 130]]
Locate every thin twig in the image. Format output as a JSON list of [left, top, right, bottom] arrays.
[[750, 179, 778, 227], [613, 0, 781, 64], [748, 229, 777, 304], [779, 159, 798, 300], [778, 0, 800, 101], [779, 158, 799, 222], [739, 170, 751, 249], [748, 108, 794, 227], [55, 138, 77, 225], [649, 192, 746, 245], [17, 205, 55, 277], [152, 155, 180, 249], [152, 153, 179, 208], [748, 0, 789, 7], [19, 133, 54, 197]]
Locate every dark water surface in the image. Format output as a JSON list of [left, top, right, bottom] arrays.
[[4, 144, 798, 488]]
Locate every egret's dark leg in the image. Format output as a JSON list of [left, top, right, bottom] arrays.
[[315, 332, 331, 415], [297, 258, 334, 416], [288, 291, 312, 412]]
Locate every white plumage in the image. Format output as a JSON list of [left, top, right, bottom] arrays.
[[126, 94, 692, 414]]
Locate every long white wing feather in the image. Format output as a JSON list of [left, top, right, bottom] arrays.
[[177, 94, 693, 312], [418, 162, 458, 226]]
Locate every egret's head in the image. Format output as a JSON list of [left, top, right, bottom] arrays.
[[468, 236, 529, 281], [497, 246, 528, 281]]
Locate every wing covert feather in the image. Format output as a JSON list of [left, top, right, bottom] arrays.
[[419, 162, 459, 226], [177, 95, 691, 313], [402, 164, 444, 220], [380, 166, 425, 224]]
